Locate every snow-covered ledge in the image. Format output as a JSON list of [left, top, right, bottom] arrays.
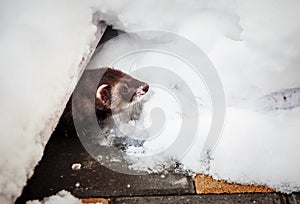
[[0, 2, 106, 202]]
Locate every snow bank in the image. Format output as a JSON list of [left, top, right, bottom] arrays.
[[211, 107, 300, 193], [26, 190, 81, 204], [89, 0, 300, 193], [0, 0, 103, 203]]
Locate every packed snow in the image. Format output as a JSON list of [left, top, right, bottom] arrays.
[[26, 190, 81, 204], [1, 0, 300, 203]]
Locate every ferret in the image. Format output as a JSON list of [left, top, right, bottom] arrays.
[[63, 67, 149, 141], [94, 67, 149, 120]]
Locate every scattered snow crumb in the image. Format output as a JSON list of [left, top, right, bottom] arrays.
[[75, 182, 80, 188], [110, 158, 121, 163], [161, 174, 166, 179], [127, 184, 131, 188], [71, 163, 82, 171]]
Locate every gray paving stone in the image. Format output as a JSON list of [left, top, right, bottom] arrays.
[[112, 194, 286, 204]]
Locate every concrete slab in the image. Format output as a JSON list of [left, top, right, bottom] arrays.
[[111, 194, 286, 204]]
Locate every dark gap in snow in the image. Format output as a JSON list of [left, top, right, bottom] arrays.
[[97, 25, 119, 47]]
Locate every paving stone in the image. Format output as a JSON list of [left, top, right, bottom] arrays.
[[194, 174, 274, 194], [81, 197, 110, 204], [16, 110, 194, 203], [111, 193, 286, 204]]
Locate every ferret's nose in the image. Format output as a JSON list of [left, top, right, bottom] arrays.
[[142, 84, 149, 93]]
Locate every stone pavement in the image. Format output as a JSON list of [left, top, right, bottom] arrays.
[[16, 115, 195, 202]]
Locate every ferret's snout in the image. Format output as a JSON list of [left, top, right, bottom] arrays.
[[135, 83, 149, 98], [142, 84, 149, 93]]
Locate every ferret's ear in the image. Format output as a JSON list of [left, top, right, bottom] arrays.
[[96, 84, 111, 107]]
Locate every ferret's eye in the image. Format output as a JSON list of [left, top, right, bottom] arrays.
[[121, 86, 129, 94]]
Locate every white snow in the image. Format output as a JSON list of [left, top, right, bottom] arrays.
[[89, 0, 300, 193], [0, 0, 102, 203], [26, 190, 82, 204], [1, 0, 300, 203], [210, 107, 300, 192]]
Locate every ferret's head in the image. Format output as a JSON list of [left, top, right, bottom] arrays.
[[95, 68, 149, 115]]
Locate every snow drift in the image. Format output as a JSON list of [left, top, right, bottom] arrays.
[[90, 0, 300, 193]]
